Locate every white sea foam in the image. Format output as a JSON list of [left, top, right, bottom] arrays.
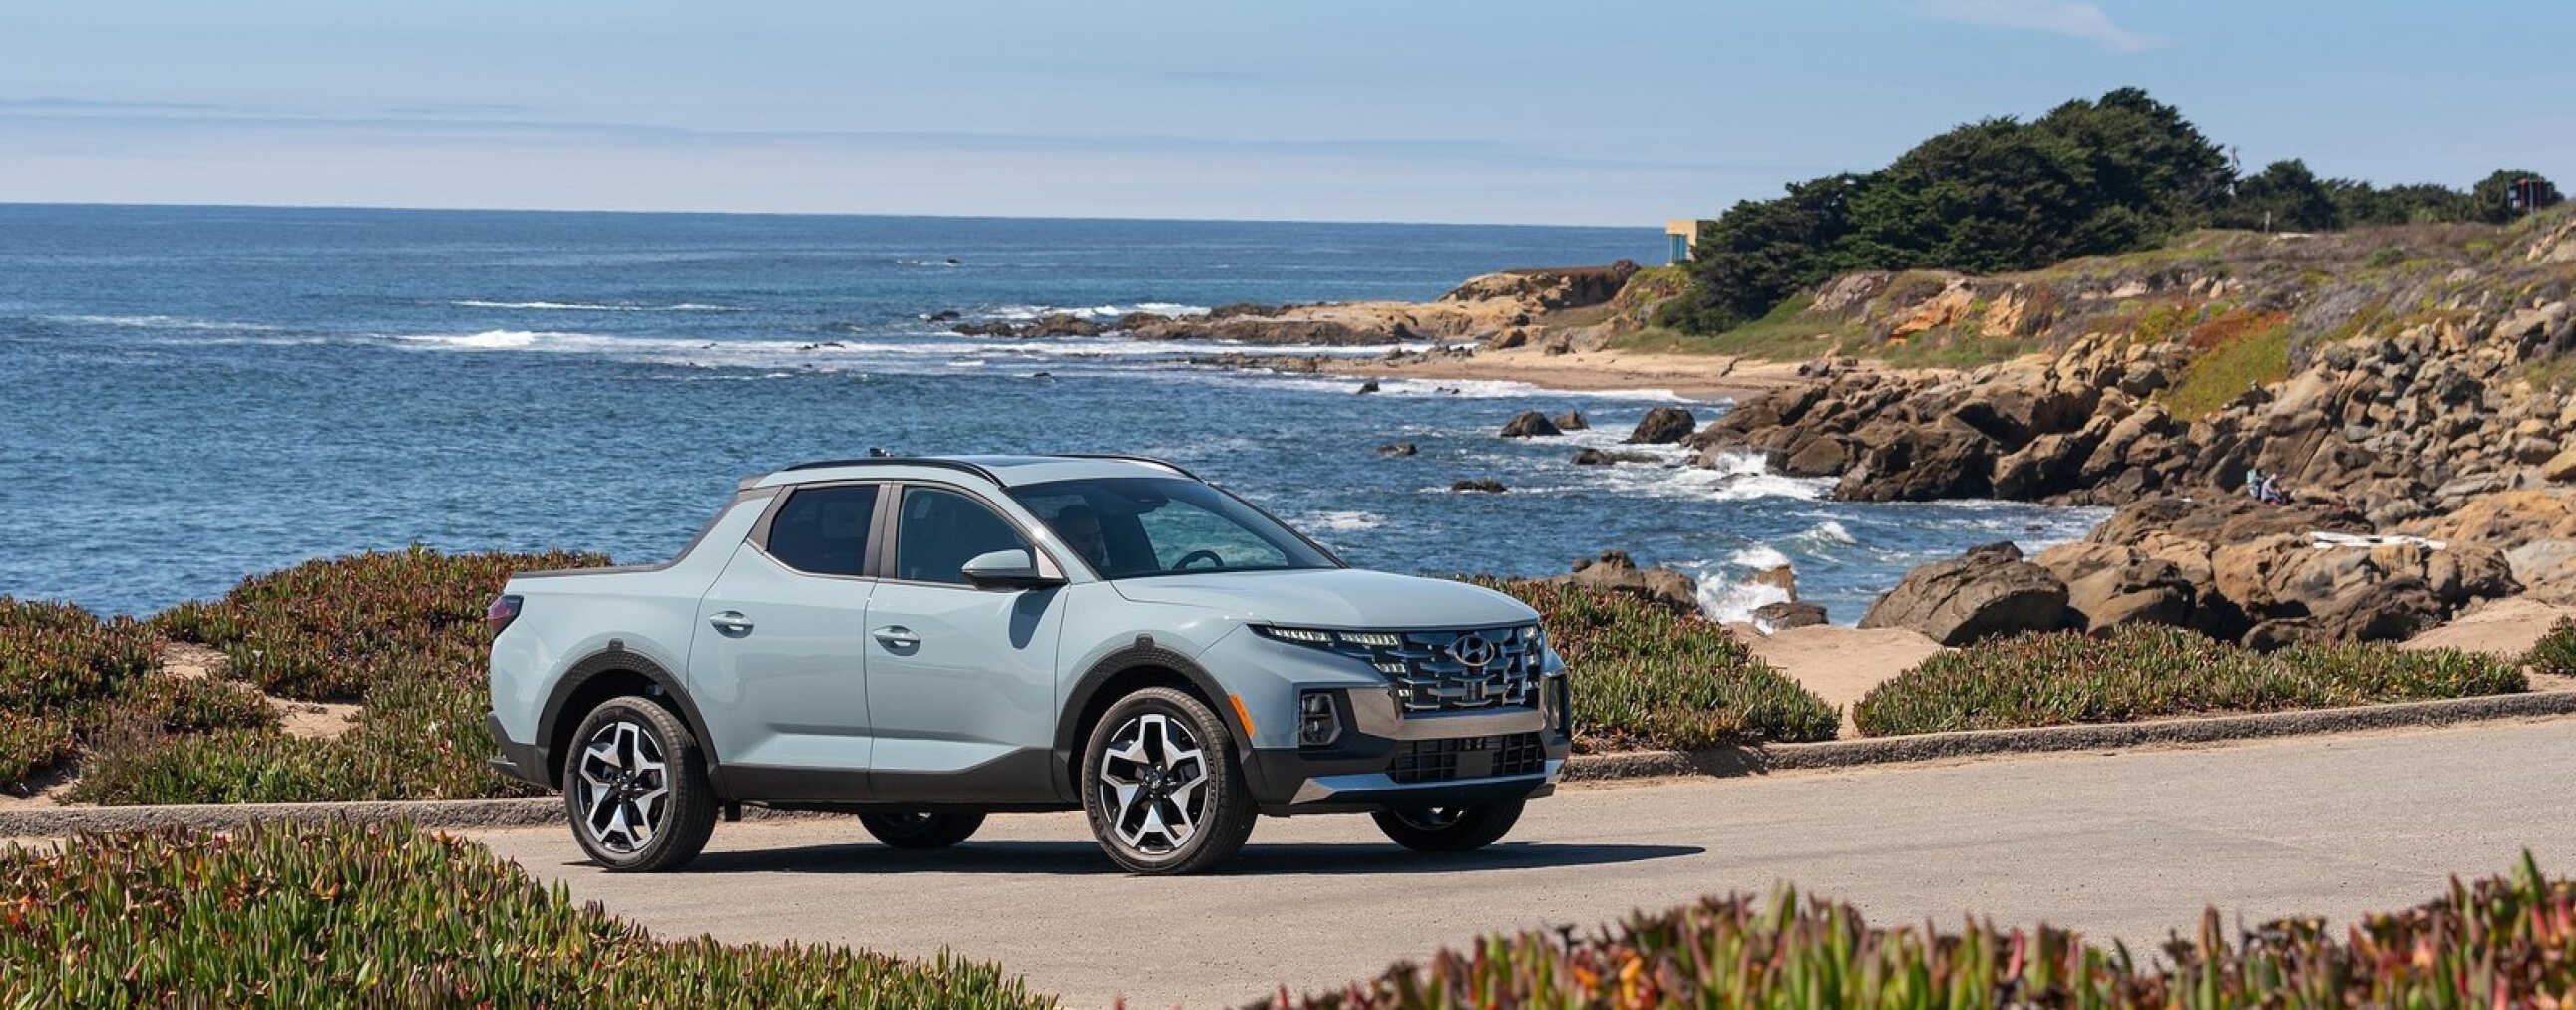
[[980, 303, 1212, 321], [1728, 544, 1793, 569], [450, 300, 740, 312], [46, 313, 282, 331], [1304, 510, 1386, 532], [1802, 519, 1858, 545]]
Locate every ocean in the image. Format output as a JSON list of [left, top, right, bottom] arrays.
[[0, 203, 2099, 622]]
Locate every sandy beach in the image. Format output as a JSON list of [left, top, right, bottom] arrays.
[[1312, 347, 1815, 402]]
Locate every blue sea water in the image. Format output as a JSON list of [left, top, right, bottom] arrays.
[[0, 203, 2099, 622]]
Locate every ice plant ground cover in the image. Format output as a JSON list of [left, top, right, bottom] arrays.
[[1852, 624, 2527, 737], [1257, 852, 2576, 1010], [0, 822, 1048, 1009]]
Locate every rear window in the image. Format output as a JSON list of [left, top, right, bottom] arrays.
[[763, 485, 877, 576]]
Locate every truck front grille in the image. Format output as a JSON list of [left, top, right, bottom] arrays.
[[1317, 624, 1540, 712], [1387, 732, 1547, 784]]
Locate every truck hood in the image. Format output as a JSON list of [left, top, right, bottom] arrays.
[[1108, 568, 1537, 628]]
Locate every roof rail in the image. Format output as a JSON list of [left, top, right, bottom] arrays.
[[1054, 453, 1201, 480], [778, 457, 1005, 484]]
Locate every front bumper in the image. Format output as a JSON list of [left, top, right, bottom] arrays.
[[1240, 691, 1572, 815]]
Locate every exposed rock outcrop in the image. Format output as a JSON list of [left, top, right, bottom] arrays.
[[1553, 550, 1700, 615], [1625, 406, 1697, 445], [1858, 542, 2069, 645], [1499, 411, 1561, 438]]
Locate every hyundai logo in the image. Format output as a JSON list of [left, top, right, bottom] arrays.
[[1446, 635, 1498, 669]]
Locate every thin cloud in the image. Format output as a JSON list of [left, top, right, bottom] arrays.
[[1920, 0, 2164, 51]]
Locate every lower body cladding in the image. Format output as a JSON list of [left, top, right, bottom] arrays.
[[1240, 684, 1571, 816]]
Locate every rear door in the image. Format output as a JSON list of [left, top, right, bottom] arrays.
[[687, 482, 884, 787], [860, 483, 1068, 802]]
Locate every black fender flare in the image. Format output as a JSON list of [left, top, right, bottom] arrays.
[[1051, 641, 1255, 801], [538, 648, 729, 795]]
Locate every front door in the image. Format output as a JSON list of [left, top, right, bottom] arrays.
[[863, 484, 1067, 802], [687, 482, 882, 791]]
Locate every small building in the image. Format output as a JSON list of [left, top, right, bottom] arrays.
[[1664, 219, 1708, 263]]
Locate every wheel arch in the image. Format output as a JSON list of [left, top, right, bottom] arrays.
[[1052, 643, 1253, 802], [539, 649, 728, 795]]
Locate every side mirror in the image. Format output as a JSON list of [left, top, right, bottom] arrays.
[[959, 548, 1063, 590]]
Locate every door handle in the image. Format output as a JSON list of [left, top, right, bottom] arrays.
[[872, 625, 920, 649], [708, 611, 755, 635]]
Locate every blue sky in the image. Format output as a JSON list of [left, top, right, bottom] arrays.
[[2, 1, 2567, 225]]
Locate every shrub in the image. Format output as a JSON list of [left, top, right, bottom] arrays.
[[156, 546, 607, 701], [0, 598, 160, 790], [1268, 853, 2576, 1009], [71, 548, 610, 806], [0, 822, 1050, 1009], [1853, 624, 2525, 736], [1475, 579, 1839, 749], [2528, 616, 2576, 679]]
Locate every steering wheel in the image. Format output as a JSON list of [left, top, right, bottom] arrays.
[[1173, 549, 1226, 571]]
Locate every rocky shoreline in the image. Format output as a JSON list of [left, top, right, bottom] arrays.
[[943, 210, 2576, 657]]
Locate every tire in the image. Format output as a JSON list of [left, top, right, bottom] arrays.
[[1372, 799, 1525, 852], [1079, 686, 1258, 874], [859, 810, 986, 849], [561, 696, 719, 872]]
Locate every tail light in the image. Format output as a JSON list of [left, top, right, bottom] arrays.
[[486, 594, 524, 636]]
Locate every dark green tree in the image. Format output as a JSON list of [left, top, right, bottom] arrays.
[[2222, 159, 2343, 231]]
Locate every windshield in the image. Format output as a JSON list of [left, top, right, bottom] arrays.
[[1008, 477, 1340, 579]]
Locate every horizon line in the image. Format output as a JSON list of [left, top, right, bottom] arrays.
[[0, 199, 1667, 232]]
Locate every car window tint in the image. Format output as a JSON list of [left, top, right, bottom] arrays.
[[896, 487, 1032, 585], [764, 485, 877, 576]]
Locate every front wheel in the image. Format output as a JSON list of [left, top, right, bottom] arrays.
[[859, 809, 986, 849], [563, 696, 719, 872], [1080, 687, 1258, 874], [1372, 799, 1525, 852]]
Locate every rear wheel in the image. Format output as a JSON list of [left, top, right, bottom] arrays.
[[859, 810, 986, 849], [1372, 800, 1524, 852], [562, 696, 718, 872], [1080, 687, 1258, 874]]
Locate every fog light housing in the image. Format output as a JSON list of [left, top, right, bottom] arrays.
[[1296, 690, 1342, 747]]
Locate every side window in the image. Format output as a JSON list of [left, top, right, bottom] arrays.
[[895, 487, 1033, 585], [762, 485, 878, 576]]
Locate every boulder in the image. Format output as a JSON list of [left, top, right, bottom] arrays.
[[1376, 441, 1417, 457], [2502, 539, 2576, 603], [1624, 406, 1698, 445], [1557, 550, 1700, 615], [1570, 448, 1658, 466], [1750, 601, 1829, 632], [1451, 479, 1507, 493], [1354, 379, 1379, 394], [1498, 411, 1561, 438], [1858, 542, 2070, 645], [1551, 410, 1590, 431], [2033, 541, 2197, 632]]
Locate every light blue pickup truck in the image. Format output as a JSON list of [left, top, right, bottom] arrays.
[[486, 455, 1571, 874]]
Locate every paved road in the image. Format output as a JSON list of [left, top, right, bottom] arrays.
[[469, 720, 2576, 1009]]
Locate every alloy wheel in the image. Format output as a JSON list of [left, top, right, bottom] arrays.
[[574, 719, 671, 855], [1096, 712, 1210, 854]]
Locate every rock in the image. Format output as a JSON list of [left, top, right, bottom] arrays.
[[2206, 534, 2460, 645], [925, 310, 961, 322], [2544, 450, 2576, 485], [1376, 441, 1417, 457], [1624, 406, 1697, 445], [1749, 564, 1798, 600], [2503, 539, 2576, 603], [2033, 541, 2197, 632], [1354, 379, 1379, 394], [1557, 549, 1700, 615], [1439, 261, 1641, 311], [1498, 411, 1561, 438], [1777, 434, 1853, 477], [1451, 479, 1507, 493], [1859, 542, 2070, 645], [1551, 410, 1589, 431], [1750, 601, 1828, 632], [1571, 448, 1658, 466], [1485, 327, 1531, 350]]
